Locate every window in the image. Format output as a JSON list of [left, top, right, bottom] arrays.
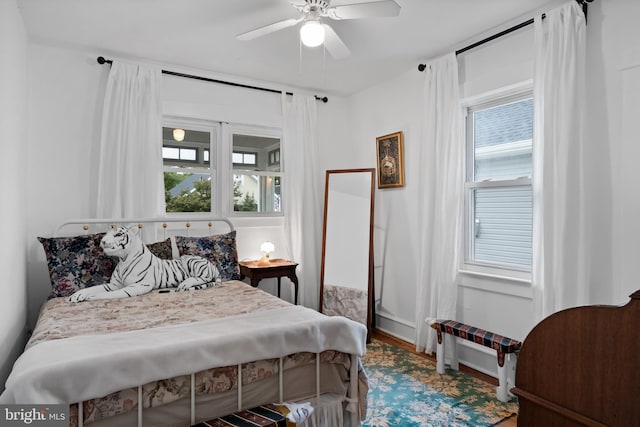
[[162, 123, 216, 213], [162, 120, 283, 216], [268, 149, 280, 166], [465, 91, 533, 271], [163, 146, 197, 162], [232, 132, 282, 214], [232, 151, 257, 167]]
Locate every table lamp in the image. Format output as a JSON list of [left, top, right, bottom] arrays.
[[258, 241, 275, 266]]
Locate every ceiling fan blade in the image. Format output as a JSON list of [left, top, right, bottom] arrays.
[[237, 18, 302, 41], [323, 24, 350, 59], [327, 0, 400, 20]]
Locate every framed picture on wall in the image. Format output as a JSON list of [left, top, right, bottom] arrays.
[[376, 131, 405, 188]]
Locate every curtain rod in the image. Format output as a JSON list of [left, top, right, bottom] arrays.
[[417, 0, 593, 72], [96, 56, 329, 103]]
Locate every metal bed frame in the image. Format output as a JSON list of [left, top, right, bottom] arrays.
[[53, 217, 361, 427]]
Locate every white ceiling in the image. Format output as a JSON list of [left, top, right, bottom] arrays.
[[18, 0, 562, 97]]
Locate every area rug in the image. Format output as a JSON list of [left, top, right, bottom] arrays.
[[361, 339, 518, 427]]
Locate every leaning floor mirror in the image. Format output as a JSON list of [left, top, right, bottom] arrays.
[[320, 168, 375, 338]]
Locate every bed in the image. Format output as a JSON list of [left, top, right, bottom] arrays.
[[1, 217, 368, 427], [511, 289, 640, 426]]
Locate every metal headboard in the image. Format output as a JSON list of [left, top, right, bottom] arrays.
[[54, 216, 234, 237]]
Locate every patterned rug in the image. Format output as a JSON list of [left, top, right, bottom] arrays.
[[361, 339, 518, 427]]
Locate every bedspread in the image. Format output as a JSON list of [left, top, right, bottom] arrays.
[[27, 280, 290, 349], [1, 281, 367, 407]]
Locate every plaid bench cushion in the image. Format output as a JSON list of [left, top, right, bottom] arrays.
[[193, 404, 286, 427], [431, 320, 521, 366]]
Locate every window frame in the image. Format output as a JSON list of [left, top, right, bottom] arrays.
[[461, 84, 534, 282]]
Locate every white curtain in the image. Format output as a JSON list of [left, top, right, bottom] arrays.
[[96, 61, 164, 219], [415, 53, 463, 354], [282, 94, 322, 309], [532, 1, 588, 321]]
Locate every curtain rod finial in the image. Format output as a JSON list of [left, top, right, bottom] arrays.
[[418, 64, 426, 72], [97, 56, 113, 66]]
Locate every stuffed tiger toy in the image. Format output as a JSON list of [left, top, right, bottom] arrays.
[[69, 226, 220, 302]]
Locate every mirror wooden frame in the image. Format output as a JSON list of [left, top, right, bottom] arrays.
[[319, 168, 375, 338]]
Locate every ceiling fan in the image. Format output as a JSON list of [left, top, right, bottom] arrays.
[[236, 0, 401, 59]]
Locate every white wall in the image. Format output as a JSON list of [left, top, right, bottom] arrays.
[[591, 0, 640, 304], [0, 0, 29, 389], [321, 0, 640, 378], [25, 45, 108, 328]]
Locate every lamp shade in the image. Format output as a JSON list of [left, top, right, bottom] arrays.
[[260, 241, 275, 254], [173, 128, 185, 142], [300, 19, 325, 47]]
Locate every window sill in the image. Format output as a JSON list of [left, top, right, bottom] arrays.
[[458, 266, 532, 299]]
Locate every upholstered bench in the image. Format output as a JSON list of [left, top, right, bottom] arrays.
[[430, 320, 521, 402], [192, 403, 286, 427]]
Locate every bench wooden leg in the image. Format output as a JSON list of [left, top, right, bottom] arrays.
[[496, 352, 517, 402], [448, 334, 459, 371], [436, 338, 445, 374], [436, 334, 459, 374]]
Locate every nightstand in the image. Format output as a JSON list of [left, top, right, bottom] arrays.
[[239, 259, 299, 305]]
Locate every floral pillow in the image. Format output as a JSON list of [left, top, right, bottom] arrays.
[[146, 238, 173, 260], [39, 235, 174, 299], [38, 233, 116, 299], [175, 231, 240, 281]]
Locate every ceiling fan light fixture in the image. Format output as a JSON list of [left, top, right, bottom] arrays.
[[300, 18, 325, 47]]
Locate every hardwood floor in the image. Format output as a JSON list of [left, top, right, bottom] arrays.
[[495, 414, 518, 426], [371, 329, 518, 426]]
